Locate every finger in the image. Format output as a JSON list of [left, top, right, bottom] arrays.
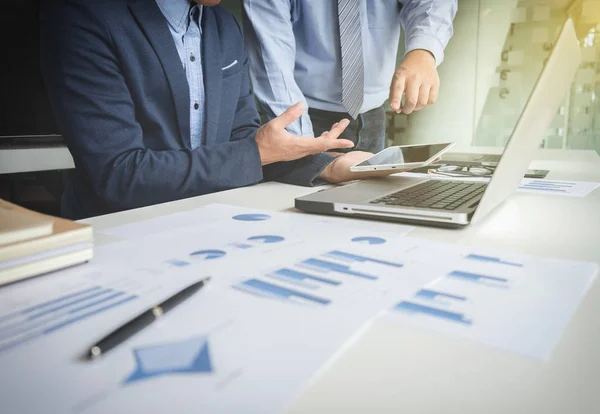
[[428, 83, 439, 105], [322, 138, 355, 151], [291, 136, 354, 158], [389, 71, 406, 113], [401, 80, 420, 114], [268, 102, 304, 130], [414, 85, 431, 112], [319, 119, 350, 141]]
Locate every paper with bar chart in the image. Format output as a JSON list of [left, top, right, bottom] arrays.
[[0, 204, 596, 414], [0, 205, 422, 414], [518, 178, 600, 197], [385, 249, 598, 359]]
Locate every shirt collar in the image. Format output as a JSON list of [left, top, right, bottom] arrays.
[[155, 0, 203, 33]]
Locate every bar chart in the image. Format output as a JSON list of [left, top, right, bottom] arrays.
[[395, 301, 473, 325], [465, 254, 523, 267], [233, 279, 331, 306], [267, 268, 341, 289], [0, 285, 138, 354], [232, 247, 405, 306], [519, 180, 575, 193], [448, 270, 510, 288], [323, 251, 403, 268]]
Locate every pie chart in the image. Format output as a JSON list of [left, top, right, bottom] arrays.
[[232, 214, 271, 222], [247, 235, 285, 244], [351, 237, 387, 245], [189, 250, 227, 260]]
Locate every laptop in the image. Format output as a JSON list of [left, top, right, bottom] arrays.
[[295, 18, 581, 228]]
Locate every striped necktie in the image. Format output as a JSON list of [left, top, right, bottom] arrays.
[[338, 0, 364, 119]]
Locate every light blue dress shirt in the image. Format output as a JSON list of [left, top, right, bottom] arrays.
[[156, 0, 205, 149], [243, 0, 458, 136]]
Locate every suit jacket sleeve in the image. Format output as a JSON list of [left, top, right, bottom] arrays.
[[40, 1, 263, 212]]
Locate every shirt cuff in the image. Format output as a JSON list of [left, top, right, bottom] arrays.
[[263, 152, 335, 187], [405, 34, 446, 66]]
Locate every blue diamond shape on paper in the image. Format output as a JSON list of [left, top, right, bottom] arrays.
[[124, 336, 212, 384]]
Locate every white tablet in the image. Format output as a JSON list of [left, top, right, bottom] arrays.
[[349, 142, 456, 173]]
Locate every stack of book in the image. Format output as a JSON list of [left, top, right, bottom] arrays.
[[0, 199, 93, 286]]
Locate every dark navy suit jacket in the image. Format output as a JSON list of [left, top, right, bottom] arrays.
[[40, 0, 333, 219]]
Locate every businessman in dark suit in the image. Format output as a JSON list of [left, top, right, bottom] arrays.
[[40, 0, 389, 220]]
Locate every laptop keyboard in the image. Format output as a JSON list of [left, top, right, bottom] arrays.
[[369, 180, 487, 211]]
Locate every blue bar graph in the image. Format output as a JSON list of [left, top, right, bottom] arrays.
[[0, 286, 139, 354], [448, 270, 509, 286], [0, 286, 103, 324], [395, 301, 472, 325], [271, 268, 341, 286], [43, 295, 138, 334], [523, 180, 574, 187], [520, 185, 567, 192], [300, 258, 378, 280], [415, 289, 467, 302], [26, 289, 115, 320], [233, 279, 331, 305], [465, 254, 523, 267], [324, 251, 403, 268], [519, 180, 575, 193]]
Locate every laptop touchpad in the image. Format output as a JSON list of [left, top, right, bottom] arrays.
[[310, 176, 428, 204]]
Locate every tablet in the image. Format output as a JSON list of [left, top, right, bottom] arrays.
[[349, 142, 456, 173]]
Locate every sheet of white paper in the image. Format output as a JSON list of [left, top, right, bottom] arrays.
[[382, 247, 597, 359], [0, 206, 422, 414], [518, 179, 600, 197], [101, 203, 414, 241], [0, 205, 596, 414]]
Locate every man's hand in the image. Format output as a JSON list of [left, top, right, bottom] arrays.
[[256, 103, 354, 165], [389, 49, 440, 115], [319, 151, 406, 184]]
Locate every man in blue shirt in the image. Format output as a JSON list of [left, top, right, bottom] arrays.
[[41, 0, 394, 219], [243, 0, 458, 154]]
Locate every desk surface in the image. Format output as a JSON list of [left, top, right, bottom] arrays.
[[84, 150, 600, 414]]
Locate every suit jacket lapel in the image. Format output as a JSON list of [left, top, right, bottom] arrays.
[[128, 0, 191, 146], [201, 8, 222, 146]]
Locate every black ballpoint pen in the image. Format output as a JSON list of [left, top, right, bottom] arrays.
[[84, 277, 210, 360]]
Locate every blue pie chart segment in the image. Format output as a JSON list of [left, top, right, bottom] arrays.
[[190, 250, 227, 260], [232, 214, 271, 222], [247, 235, 285, 244], [351, 237, 387, 245]]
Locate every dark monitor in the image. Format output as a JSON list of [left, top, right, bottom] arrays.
[[0, 0, 59, 141]]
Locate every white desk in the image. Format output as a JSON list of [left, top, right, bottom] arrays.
[[84, 150, 600, 414]]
